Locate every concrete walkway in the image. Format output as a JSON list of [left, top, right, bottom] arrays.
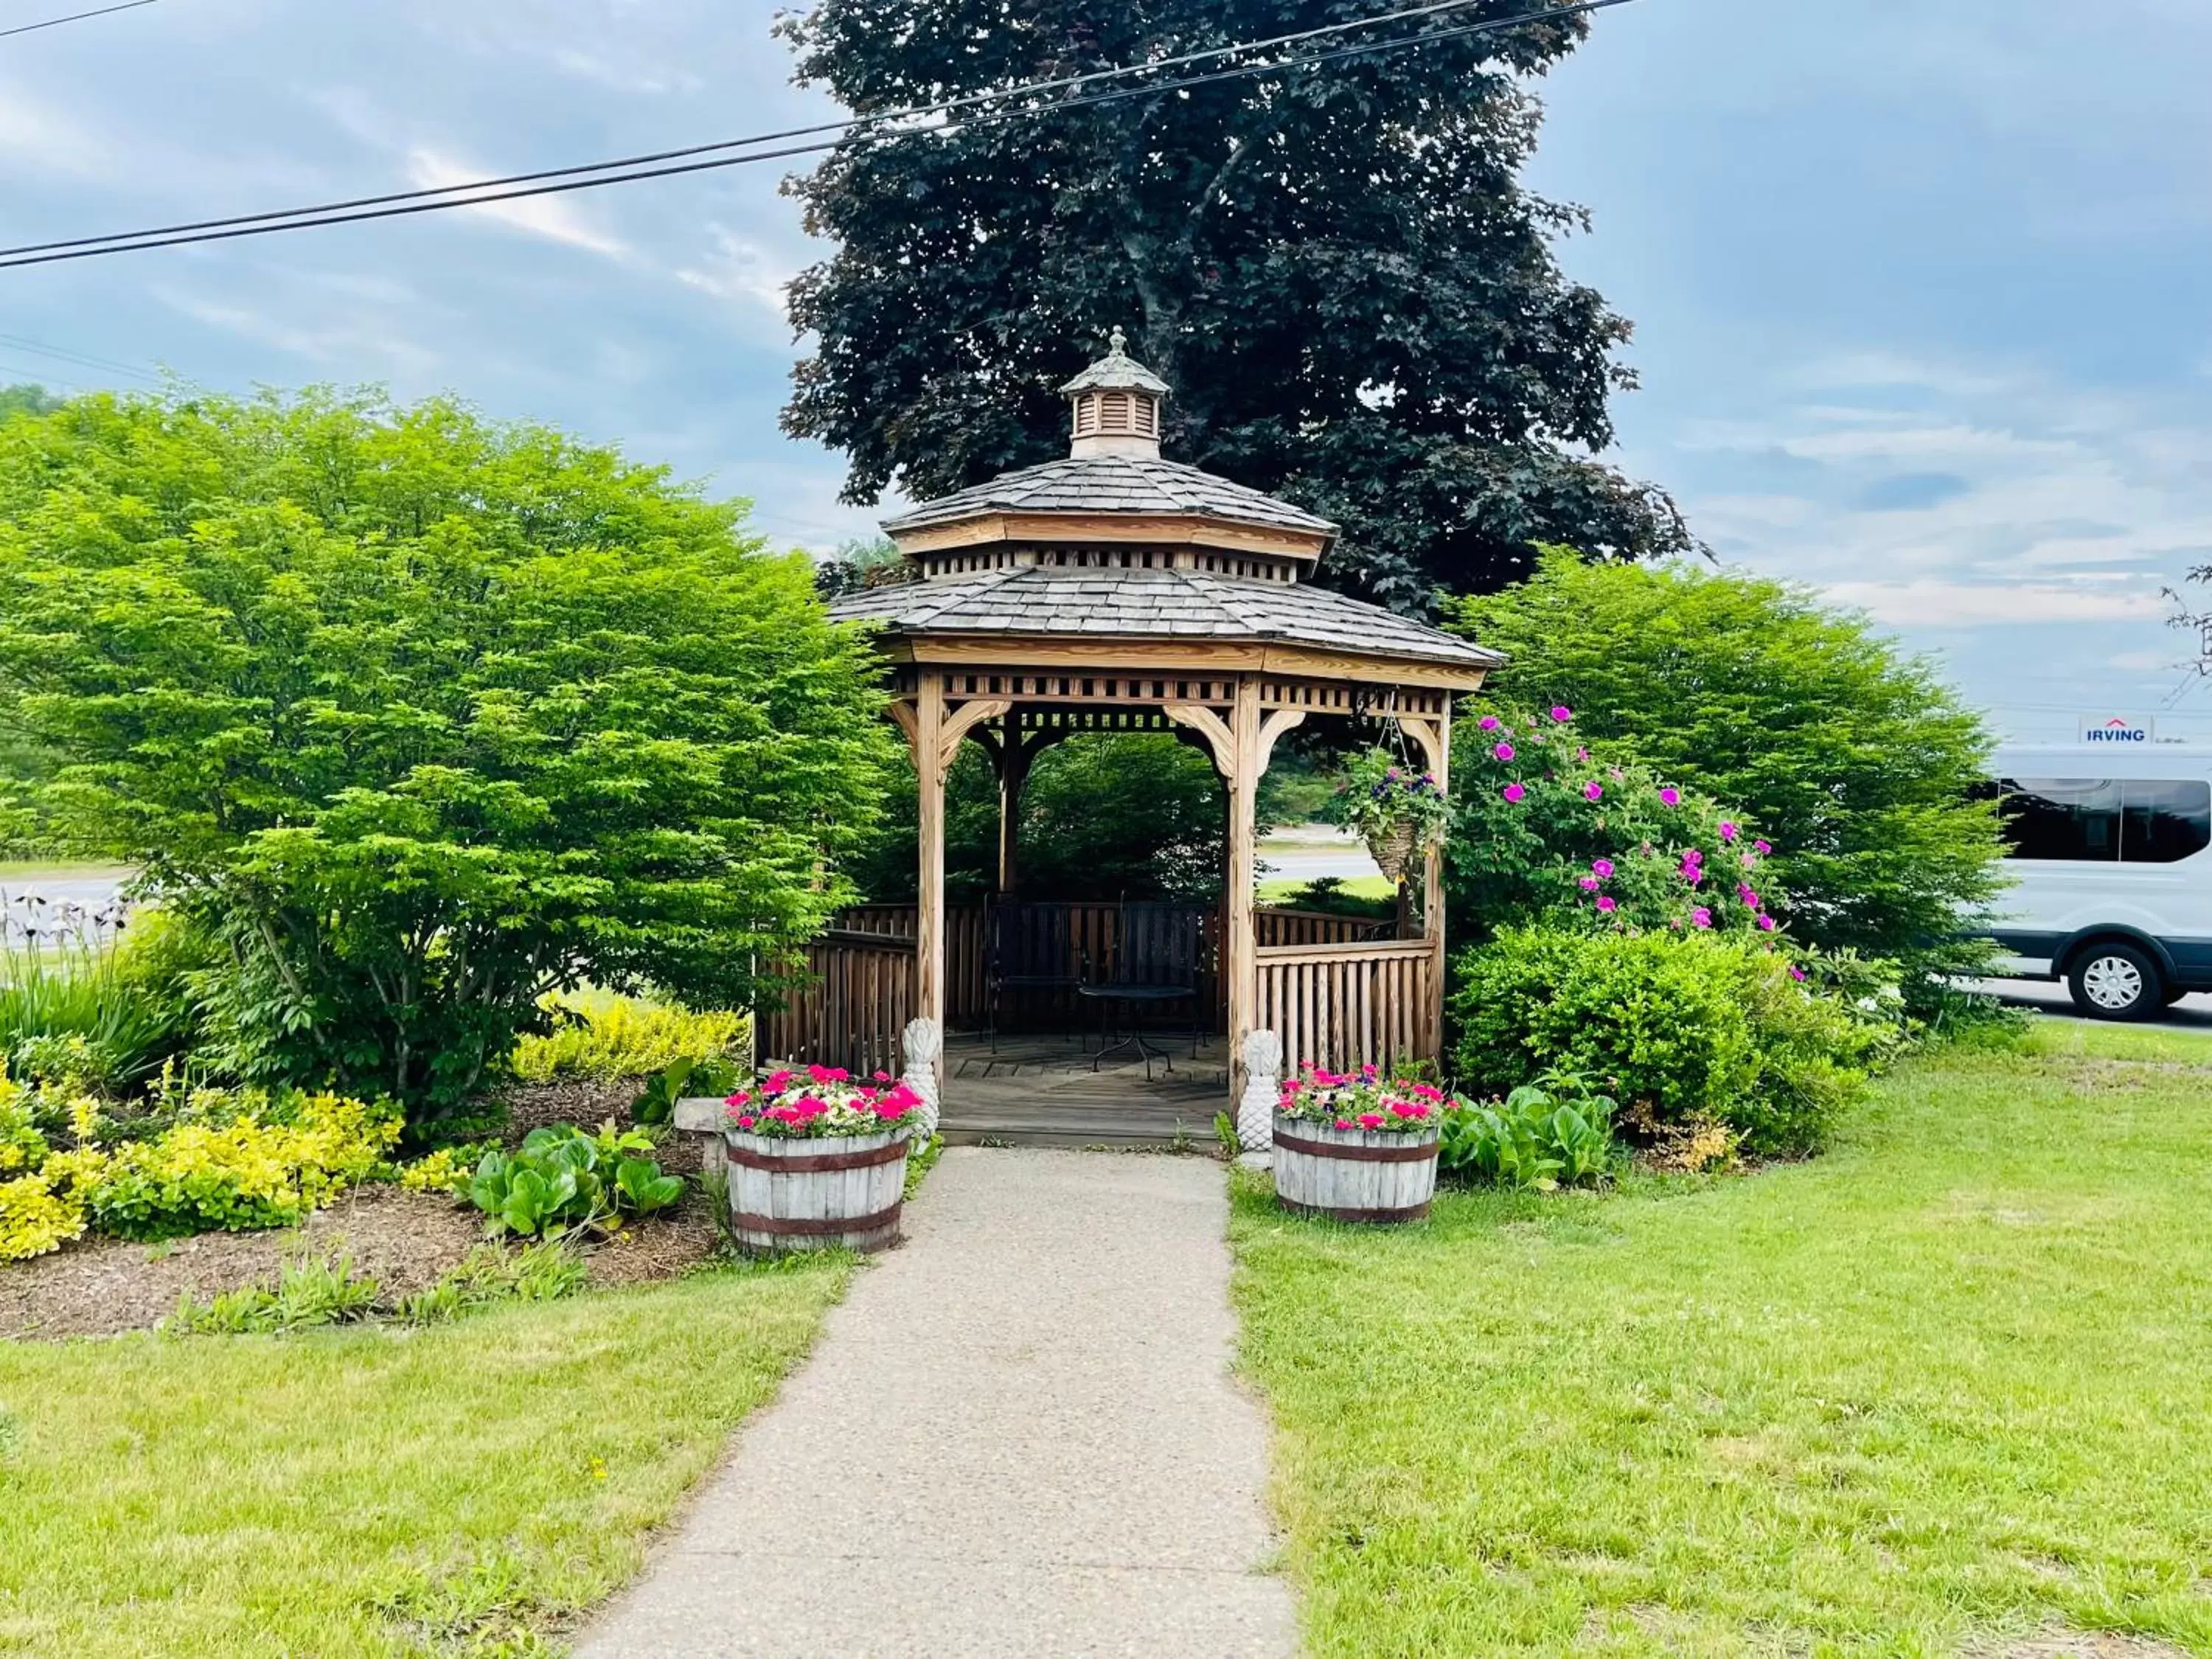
[[573, 1148, 1293, 1659]]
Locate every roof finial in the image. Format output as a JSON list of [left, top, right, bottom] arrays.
[[1108, 324, 1128, 356]]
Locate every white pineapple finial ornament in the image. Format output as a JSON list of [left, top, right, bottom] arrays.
[[901, 1017, 942, 1142], [1237, 1028, 1283, 1155]]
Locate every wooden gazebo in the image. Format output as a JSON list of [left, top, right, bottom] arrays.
[[790, 333, 1499, 1124]]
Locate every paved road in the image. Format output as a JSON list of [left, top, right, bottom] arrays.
[[1257, 827, 1380, 885], [1973, 975, 2212, 1031], [573, 1150, 1292, 1659]]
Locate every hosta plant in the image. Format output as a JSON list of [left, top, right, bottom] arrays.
[[723, 1064, 922, 1139], [1275, 1063, 1444, 1135], [466, 1122, 684, 1239], [1439, 1072, 1620, 1191]]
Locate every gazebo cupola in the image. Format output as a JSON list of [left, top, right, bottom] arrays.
[[1060, 327, 1169, 459]]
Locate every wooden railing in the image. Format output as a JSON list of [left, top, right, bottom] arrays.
[[755, 928, 917, 1077], [1256, 938, 1441, 1075], [833, 901, 1392, 1031]]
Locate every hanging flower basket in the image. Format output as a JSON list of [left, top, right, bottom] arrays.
[[1330, 747, 1450, 886], [1366, 821, 1420, 883]]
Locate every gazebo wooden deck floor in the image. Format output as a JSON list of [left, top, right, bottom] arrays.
[[938, 1032, 1228, 1148]]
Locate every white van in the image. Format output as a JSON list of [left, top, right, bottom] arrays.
[[1985, 745, 2212, 1018]]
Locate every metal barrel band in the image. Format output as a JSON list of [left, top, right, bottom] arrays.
[[1273, 1130, 1439, 1165], [723, 1138, 911, 1174], [1279, 1197, 1433, 1225], [731, 1201, 904, 1238]]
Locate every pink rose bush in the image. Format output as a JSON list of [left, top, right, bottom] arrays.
[[1276, 1062, 1449, 1136], [726, 1063, 922, 1140], [1456, 704, 1794, 945]]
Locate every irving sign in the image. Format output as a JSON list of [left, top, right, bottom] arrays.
[[2078, 715, 2156, 744]]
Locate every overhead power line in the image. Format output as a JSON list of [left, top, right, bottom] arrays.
[[0, 0, 1635, 271], [0, 0, 159, 42]]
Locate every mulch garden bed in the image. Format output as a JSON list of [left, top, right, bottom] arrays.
[[1, 1077, 726, 1342]]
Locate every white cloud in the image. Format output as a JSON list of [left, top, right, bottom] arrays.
[[403, 148, 630, 260], [1819, 580, 2169, 627], [673, 224, 793, 314]]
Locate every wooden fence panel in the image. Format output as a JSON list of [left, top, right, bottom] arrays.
[[757, 929, 917, 1077], [1255, 939, 1440, 1077]]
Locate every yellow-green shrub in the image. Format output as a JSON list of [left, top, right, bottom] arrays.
[[510, 995, 747, 1084], [78, 1092, 402, 1242], [397, 1144, 487, 1195], [0, 1074, 46, 1175], [0, 1172, 85, 1261]]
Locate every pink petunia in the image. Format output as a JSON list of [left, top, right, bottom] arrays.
[[1334, 1118, 1355, 1131], [725, 1091, 751, 1108], [1583, 781, 1604, 801], [1502, 782, 1526, 804], [764, 1070, 795, 1093], [1494, 741, 1517, 762], [734, 1114, 757, 1130], [1357, 1113, 1386, 1130]]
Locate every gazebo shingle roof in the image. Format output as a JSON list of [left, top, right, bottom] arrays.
[[880, 454, 1338, 540], [827, 566, 1501, 670]]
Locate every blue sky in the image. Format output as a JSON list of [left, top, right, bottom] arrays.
[[2, 0, 2209, 742]]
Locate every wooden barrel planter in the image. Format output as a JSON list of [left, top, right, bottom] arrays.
[[719, 1124, 911, 1255], [1273, 1114, 1440, 1224]]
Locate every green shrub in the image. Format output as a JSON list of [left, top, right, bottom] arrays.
[[0, 388, 896, 1126], [1448, 705, 1788, 943], [509, 995, 748, 1085], [0, 1169, 83, 1260], [1453, 553, 2008, 1006], [75, 1091, 402, 1242], [1450, 928, 1891, 1155]]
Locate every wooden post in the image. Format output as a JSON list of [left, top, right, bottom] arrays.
[[1398, 708, 1453, 1065], [915, 672, 947, 1084], [1225, 677, 1260, 1105], [995, 736, 1031, 896]]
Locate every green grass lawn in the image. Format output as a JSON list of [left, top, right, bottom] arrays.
[[0, 1259, 846, 1657], [1257, 874, 1398, 906], [1232, 1022, 2212, 1658]]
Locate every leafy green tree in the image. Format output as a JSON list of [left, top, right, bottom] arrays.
[[779, 0, 1692, 613], [0, 384, 60, 423], [854, 732, 1229, 904], [1453, 553, 2006, 998], [0, 389, 897, 1121]]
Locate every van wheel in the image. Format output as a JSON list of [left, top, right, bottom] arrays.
[[2067, 942, 2163, 1020]]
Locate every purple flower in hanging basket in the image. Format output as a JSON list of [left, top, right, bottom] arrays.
[[1501, 782, 1526, 804]]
